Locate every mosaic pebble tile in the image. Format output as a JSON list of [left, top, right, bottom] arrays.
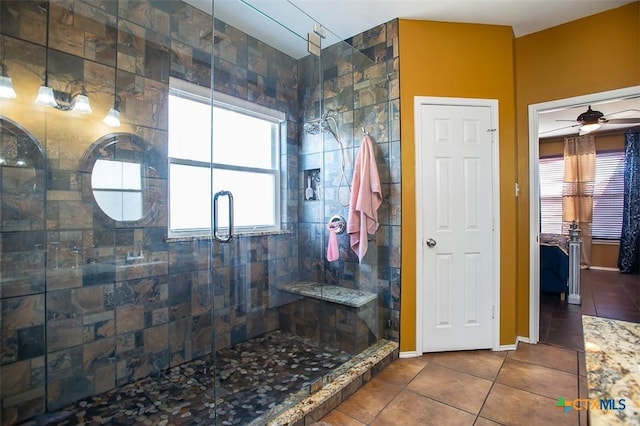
[[19, 331, 351, 426]]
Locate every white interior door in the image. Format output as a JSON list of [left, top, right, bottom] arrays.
[[416, 99, 498, 353]]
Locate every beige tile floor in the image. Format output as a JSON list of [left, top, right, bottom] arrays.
[[320, 343, 588, 425]]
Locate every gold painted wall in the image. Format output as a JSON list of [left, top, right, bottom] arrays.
[[515, 2, 640, 337], [399, 1, 639, 353], [398, 20, 517, 351]]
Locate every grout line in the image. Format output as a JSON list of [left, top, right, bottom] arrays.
[[505, 351, 580, 376], [491, 380, 575, 404], [400, 387, 484, 418], [474, 351, 507, 423], [367, 355, 435, 421]]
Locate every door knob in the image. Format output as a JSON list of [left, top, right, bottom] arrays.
[[426, 238, 437, 248]]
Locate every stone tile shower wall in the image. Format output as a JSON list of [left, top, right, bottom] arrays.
[[0, 2, 401, 424], [0, 1, 299, 423], [298, 21, 401, 342]]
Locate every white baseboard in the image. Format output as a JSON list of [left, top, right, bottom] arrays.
[[496, 336, 530, 351], [588, 266, 619, 272], [405, 335, 533, 355], [517, 336, 531, 344], [496, 343, 518, 351], [399, 351, 421, 358]]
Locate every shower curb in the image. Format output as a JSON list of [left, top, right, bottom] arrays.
[[262, 339, 399, 426]]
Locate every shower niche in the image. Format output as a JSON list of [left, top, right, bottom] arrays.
[[304, 168, 320, 201]]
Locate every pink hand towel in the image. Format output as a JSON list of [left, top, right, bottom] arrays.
[[347, 135, 382, 263], [327, 225, 339, 262]]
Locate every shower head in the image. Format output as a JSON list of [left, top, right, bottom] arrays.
[[303, 122, 321, 135], [322, 109, 338, 120], [303, 109, 340, 136]]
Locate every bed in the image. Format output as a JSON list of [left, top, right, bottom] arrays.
[[540, 233, 569, 296]]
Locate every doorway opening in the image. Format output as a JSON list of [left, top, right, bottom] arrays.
[[527, 85, 640, 344]]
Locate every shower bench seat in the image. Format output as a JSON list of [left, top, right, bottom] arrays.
[[277, 280, 377, 307], [277, 280, 378, 355]]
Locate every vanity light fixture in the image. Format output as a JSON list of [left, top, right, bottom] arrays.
[[32, 2, 90, 114], [103, 107, 121, 127], [72, 91, 92, 114], [103, 95, 121, 128], [34, 85, 58, 107], [0, 75, 17, 99], [35, 81, 94, 113], [34, 3, 58, 108], [103, 27, 121, 128], [0, 35, 17, 99]]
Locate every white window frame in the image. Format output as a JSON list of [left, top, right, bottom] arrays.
[[168, 77, 284, 238]]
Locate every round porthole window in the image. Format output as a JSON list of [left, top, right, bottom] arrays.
[[80, 133, 166, 226]]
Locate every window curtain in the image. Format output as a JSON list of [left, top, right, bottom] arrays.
[[562, 135, 595, 268], [618, 130, 640, 274]]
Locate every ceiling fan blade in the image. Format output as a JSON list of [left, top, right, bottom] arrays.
[[539, 124, 579, 135], [605, 118, 640, 124], [604, 108, 640, 118]]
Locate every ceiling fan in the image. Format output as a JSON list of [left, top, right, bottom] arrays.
[[543, 105, 640, 136]]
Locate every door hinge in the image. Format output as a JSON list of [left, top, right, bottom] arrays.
[[492, 305, 496, 319]]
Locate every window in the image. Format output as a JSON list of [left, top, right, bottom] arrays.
[[91, 159, 142, 221], [168, 78, 283, 236], [539, 151, 625, 239]]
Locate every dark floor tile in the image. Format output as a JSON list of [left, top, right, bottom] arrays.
[[579, 303, 597, 316], [545, 330, 584, 351], [592, 291, 638, 301], [548, 318, 583, 335], [594, 308, 640, 323], [549, 309, 583, 321]]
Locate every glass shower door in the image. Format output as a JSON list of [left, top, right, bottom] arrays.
[[208, 1, 332, 424], [208, 0, 387, 423]]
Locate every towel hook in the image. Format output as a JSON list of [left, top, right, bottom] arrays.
[[328, 215, 346, 235], [362, 127, 370, 136]]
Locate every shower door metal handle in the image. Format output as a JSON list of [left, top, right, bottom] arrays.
[[213, 190, 234, 243]]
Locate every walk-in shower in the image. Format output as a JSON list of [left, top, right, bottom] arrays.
[[0, 0, 399, 425]]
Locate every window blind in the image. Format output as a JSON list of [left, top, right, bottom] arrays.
[[539, 156, 565, 235], [539, 151, 625, 239], [592, 151, 625, 239]]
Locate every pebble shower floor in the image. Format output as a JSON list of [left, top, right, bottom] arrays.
[[21, 331, 351, 425]]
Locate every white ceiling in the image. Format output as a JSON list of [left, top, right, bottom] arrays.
[[189, 0, 635, 59], [186, 0, 640, 137], [537, 96, 640, 139]]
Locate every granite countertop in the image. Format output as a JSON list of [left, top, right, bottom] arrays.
[[582, 315, 640, 425]]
